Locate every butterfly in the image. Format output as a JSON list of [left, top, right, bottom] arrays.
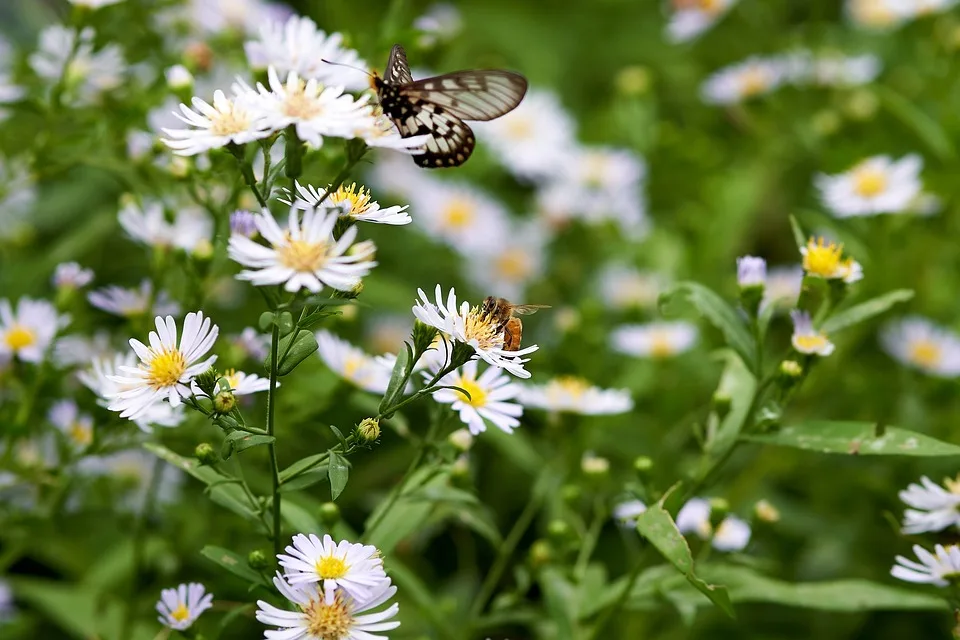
[[373, 44, 528, 168]]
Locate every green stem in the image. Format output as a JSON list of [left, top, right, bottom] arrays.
[[266, 322, 282, 556], [120, 457, 165, 640], [588, 548, 650, 639], [573, 499, 606, 580], [229, 145, 268, 208]]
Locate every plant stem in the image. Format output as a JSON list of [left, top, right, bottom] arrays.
[[120, 457, 165, 640], [573, 499, 607, 580], [588, 547, 650, 639], [266, 322, 282, 556]]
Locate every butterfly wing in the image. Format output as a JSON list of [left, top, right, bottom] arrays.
[[399, 70, 528, 122], [384, 44, 413, 85]]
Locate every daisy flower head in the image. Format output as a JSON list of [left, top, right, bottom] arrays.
[[77, 449, 183, 510], [316, 330, 394, 394], [180, 0, 292, 36], [611, 321, 698, 359], [230, 209, 259, 237], [88, 280, 181, 318], [48, 399, 94, 451], [249, 67, 372, 148], [29, 26, 125, 105], [892, 544, 960, 586], [613, 499, 648, 527], [701, 56, 785, 105], [256, 572, 399, 640], [54, 330, 113, 367], [846, 0, 913, 29], [597, 265, 666, 311], [228, 206, 377, 293], [289, 181, 412, 225], [519, 376, 633, 415], [899, 475, 960, 534], [412, 285, 538, 379], [800, 237, 863, 283], [52, 262, 94, 290], [277, 533, 388, 602], [473, 88, 577, 182], [429, 359, 524, 435], [107, 311, 218, 420], [245, 16, 369, 91], [156, 582, 213, 630], [161, 87, 273, 156], [217, 369, 271, 395], [414, 3, 464, 47], [880, 316, 960, 377], [0, 297, 70, 364], [666, 0, 738, 43], [815, 154, 923, 217], [411, 181, 511, 255], [790, 310, 834, 357], [464, 221, 548, 302], [676, 497, 751, 551]]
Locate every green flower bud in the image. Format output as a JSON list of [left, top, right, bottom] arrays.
[[319, 502, 341, 525], [247, 549, 270, 571], [357, 417, 380, 442], [195, 443, 218, 466], [213, 390, 236, 414], [633, 456, 653, 474], [529, 539, 553, 567], [193, 368, 220, 398]]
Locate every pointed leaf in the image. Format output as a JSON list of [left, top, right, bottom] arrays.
[[328, 449, 350, 500], [379, 343, 412, 415], [224, 431, 276, 453], [200, 546, 266, 586], [743, 420, 960, 456], [659, 282, 755, 370], [820, 289, 914, 334]]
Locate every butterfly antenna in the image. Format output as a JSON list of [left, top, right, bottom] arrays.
[[320, 59, 374, 78]]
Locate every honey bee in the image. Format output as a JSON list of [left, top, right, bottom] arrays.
[[481, 296, 550, 351]]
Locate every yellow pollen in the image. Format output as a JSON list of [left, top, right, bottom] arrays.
[[439, 198, 475, 229], [802, 237, 844, 278], [794, 334, 828, 353], [462, 307, 505, 350], [315, 555, 348, 579], [455, 377, 488, 408], [69, 422, 93, 447], [908, 339, 942, 368], [504, 117, 533, 140], [944, 476, 960, 495], [209, 101, 252, 137], [171, 603, 191, 623], [582, 154, 608, 188], [329, 183, 373, 217], [222, 368, 240, 389], [279, 238, 329, 272], [852, 165, 888, 198], [650, 332, 676, 358], [282, 82, 324, 120], [4, 324, 36, 351], [494, 250, 531, 281], [146, 349, 188, 389], [739, 67, 771, 97], [305, 593, 352, 639]]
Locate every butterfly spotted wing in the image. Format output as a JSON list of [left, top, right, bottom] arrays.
[[375, 44, 528, 168]]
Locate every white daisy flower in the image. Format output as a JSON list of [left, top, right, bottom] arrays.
[[666, 0, 738, 43], [899, 476, 960, 534], [810, 54, 882, 87], [816, 154, 923, 217], [892, 544, 960, 586], [53, 331, 113, 367], [414, 3, 463, 47], [29, 26, 125, 105], [0, 157, 36, 242], [247, 67, 372, 148], [277, 533, 388, 603], [790, 310, 834, 357], [256, 573, 399, 640], [316, 330, 394, 394], [164, 64, 193, 89], [412, 285, 538, 379], [613, 499, 648, 527], [464, 221, 548, 302], [763, 265, 803, 309], [701, 56, 785, 105], [68, 0, 126, 7], [676, 497, 751, 552], [79, 351, 186, 431], [88, 280, 181, 318], [48, 399, 94, 451], [217, 369, 270, 395], [611, 321, 698, 359], [846, 0, 910, 29], [161, 88, 273, 156], [52, 262, 94, 289], [597, 265, 666, 311], [156, 582, 213, 631], [77, 449, 183, 510], [880, 316, 960, 377], [473, 88, 577, 182], [352, 112, 430, 154], [119, 200, 212, 253], [411, 181, 511, 255], [107, 311, 219, 420], [800, 237, 863, 283], [736, 255, 766, 288], [0, 297, 69, 364], [430, 360, 524, 435], [227, 206, 377, 293], [245, 16, 368, 91], [519, 376, 633, 415], [713, 515, 752, 552], [181, 0, 291, 35], [288, 181, 412, 225], [229, 326, 269, 361]]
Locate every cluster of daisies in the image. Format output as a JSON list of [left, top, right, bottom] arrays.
[[891, 474, 960, 587]]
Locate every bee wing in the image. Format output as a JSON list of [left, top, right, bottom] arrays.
[[511, 304, 551, 315]]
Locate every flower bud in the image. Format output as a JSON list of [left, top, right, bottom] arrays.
[[319, 502, 341, 525], [247, 549, 270, 571], [712, 391, 732, 420], [213, 390, 236, 414], [560, 484, 582, 504], [195, 443, 218, 466], [707, 497, 730, 530], [777, 359, 804, 390], [843, 89, 878, 121], [412, 321, 439, 358], [194, 369, 220, 398], [448, 428, 474, 452], [450, 454, 470, 479], [811, 109, 842, 137], [547, 519, 572, 542], [615, 65, 652, 97], [183, 41, 214, 72], [165, 64, 194, 91], [529, 539, 553, 567], [736, 255, 766, 317], [230, 210, 259, 238], [754, 499, 780, 523], [581, 452, 610, 477], [633, 456, 653, 474], [357, 417, 380, 442]]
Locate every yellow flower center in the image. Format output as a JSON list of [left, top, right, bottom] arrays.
[[455, 377, 488, 408], [4, 324, 36, 351], [504, 117, 533, 140], [282, 82, 324, 120], [852, 165, 888, 198], [462, 306, 507, 351], [209, 101, 252, 137], [908, 339, 942, 368], [650, 332, 676, 358], [739, 67, 771, 97], [794, 334, 829, 353], [171, 603, 191, 623], [582, 153, 609, 189], [494, 249, 531, 281], [69, 422, 93, 447], [146, 348, 188, 389], [944, 476, 960, 495], [341, 354, 370, 385], [693, 0, 723, 13], [439, 198, 475, 229], [850, 0, 898, 26], [329, 183, 373, 217], [802, 237, 844, 278], [279, 238, 329, 272], [553, 376, 589, 398], [304, 592, 352, 639], [315, 555, 348, 579]]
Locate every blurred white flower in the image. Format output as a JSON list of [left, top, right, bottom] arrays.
[[465, 221, 548, 302], [581, 451, 610, 475], [597, 265, 666, 311], [230, 210, 259, 237], [880, 316, 960, 377], [277, 533, 388, 603], [88, 280, 181, 318], [29, 26, 125, 105], [164, 64, 193, 89], [899, 476, 960, 534], [288, 181, 412, 225], [847, 0, 953, 29], [891, 544, 960, 586], [519, 376, 633, 415], [77, 449, 183, 510], [613, 499, 647, 527], [430, 360, 524, 435], [245, 16, 369, 91], [0, 578, 14, 621], [701, 56, 785, 105], [68, 0, 126, 7], [228, 206, 377, 293], [48, 399, 94, 451], [316, 330, 394, 394], [107, 312, 219, 420], [763, 265, 803, 309], [157, 583, 213, 631], [676, 497, 751, 551], [119, 200, 212, 253], [790, 310, 834, 357], [800, 237, 863, 283], [183, 0, 292, 35], [52, 262, 94, 289], [611, 321, 698, 359], [810, 54, 882, 86], [474, 88, 577, 182], [161, 88, 273, 156], [0, 297, 69, 364], [217, 369, 271, 396], [666, 0, 738, 43], [412, 180, 512, 255], [736, 256, 766, 288], [816, 155, 923, 217], [414, 3, 464, 47], [229, 326, 270, 361], [54, 331, 113, 367]]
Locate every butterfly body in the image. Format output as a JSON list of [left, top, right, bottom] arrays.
[[374, 45, 527, 168]]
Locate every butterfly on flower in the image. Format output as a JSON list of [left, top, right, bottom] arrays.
[[373, 44, 528, 168]]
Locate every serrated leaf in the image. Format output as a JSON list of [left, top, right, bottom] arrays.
[[743, 420, 960, 456], [200, 546, 266, 586], [328, 450, 349, 500], [820, 289, 914, 334], [660, 282, 755, 370]]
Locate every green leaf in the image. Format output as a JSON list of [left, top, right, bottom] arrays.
[[280, 452, 328, 483], [385, 558, 459, 638], [200, 546, 266, 586], [659, 282, 755, 370], [540, 567, 580, 639], [328, 449, 350, 500], [789, 214, 808, 251], [877, 86, 956, 161], [224, 431, 276, 453], [11, 578, 98, 638], [329, 424, 348, 449], [279, 468, 329, 492], [743, 420, 960, 456], [258, 311, 275, 331], [634, 490, 735, 618], [820, 289, 914, 334], [281, 500, 323, 534], [378, 343, 412, 416], [274, 329, 319, 376], [703, 351, 756, 463]]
